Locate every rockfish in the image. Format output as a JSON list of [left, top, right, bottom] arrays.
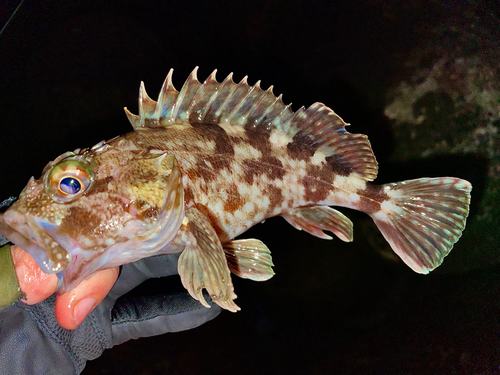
[[0, 68, 472, 311]]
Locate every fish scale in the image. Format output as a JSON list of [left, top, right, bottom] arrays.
[[0, 67, 471, 312]]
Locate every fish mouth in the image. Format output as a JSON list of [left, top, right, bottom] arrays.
[[0, 209, 71, 274]]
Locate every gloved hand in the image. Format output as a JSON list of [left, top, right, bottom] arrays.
[[0, 245, 221, 374]]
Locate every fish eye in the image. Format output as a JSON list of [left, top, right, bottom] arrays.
[[47, 159, 93, 202], [59, 177, 82, 195]]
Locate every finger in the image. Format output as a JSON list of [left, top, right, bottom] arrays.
[[11, 244, 119, 329], [55, 266, 119, 330], [112, 292, 222, 346], [11, 245, 58, 304]]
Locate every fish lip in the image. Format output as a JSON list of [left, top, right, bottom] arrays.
[[0, 210, 70, 274]]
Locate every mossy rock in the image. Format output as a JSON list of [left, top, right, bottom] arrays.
[[383, 55, 500, 273]]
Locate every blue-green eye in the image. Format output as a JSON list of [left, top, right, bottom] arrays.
[[59, 177, 82, 195]]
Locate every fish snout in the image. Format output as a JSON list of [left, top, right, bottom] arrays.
[[2, 208, 27, 228], [0, 209, 72, 274], [2, 209, 37, 243]]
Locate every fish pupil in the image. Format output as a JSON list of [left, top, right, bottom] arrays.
[[59, 177, 81, 195]]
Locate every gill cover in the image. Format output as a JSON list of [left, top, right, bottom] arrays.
[[57, 153, 185, 292]]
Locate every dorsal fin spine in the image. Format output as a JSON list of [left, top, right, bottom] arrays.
[[285, 106, 306, 135], [140, 82, 159, 128], [172, 67, 200, 122], [155, 69, 176, 124], [157, 69, 179, 125], [227, 80, 264, 126], [261, 95, 286, 131], [243, 83, 278, 130], [219, 76, 252, 123], [198, 79, 221, 123], [269, 102, 294, 132], [248, 89, 281, 129], [138, 82, 147, 128], [124, 107, 141, 129], [196, 70, 220, 122], [211, 72, 236, 121], [187, 69, 220, 124]]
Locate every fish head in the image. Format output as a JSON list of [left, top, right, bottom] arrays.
[[0, 142, 184, 292]]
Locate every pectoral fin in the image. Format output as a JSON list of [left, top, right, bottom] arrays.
[[223, 239, 274, 281], [282, 206, 353, 242], [178, 208, 240, 312]]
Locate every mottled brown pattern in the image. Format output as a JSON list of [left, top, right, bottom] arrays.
[[128, 159, 160, 181], [303, 163, 334, 202], [86, 176, 113, 195], [184, 186, 195, 205], [142, 206, 160, 221], [223, 184, 244, 214], [122, 127, 204, 155], [307, 163, 335, 183], [229, 135, 245, 144], [302, 175, 331, 202], [286, 131, 316, 160], [62, 206, 104, 239], [357, 184, 389, 214], [0, 69, 474, 311], [191, 122, 234, 155], [244, 127, 272, 155], [190, 155, 232, 182], [133, 198, 161, 221], [189, 156, 215, 182], [242, 156, 285, 184], [265, 184, 284, 216], [60, 195, 127, 242], [325, 155, 353, 177]]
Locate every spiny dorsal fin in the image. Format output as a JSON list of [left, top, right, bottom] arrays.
[[124, 67, 378, 180], [124, 67, 293, 131], [157, 69, 178, 124]]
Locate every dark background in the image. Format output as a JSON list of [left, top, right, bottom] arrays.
[[0, 1, 499, 374]]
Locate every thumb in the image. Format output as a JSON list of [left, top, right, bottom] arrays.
[[55, 266, 119, 330], [12, 245, 58, 304]]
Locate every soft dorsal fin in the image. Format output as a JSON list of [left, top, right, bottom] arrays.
[[124, 67, 378, 181]]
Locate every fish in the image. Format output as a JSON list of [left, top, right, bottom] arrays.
[[0, 67, 472, 312]]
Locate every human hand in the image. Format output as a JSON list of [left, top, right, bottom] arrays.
[[1, 245, 221, 373], [11, 244, 119, 329]]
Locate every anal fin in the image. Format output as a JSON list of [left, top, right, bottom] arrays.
[[223, 239, 274, 281], [282, 206, 353, 242], [178, 208, 240, 312]]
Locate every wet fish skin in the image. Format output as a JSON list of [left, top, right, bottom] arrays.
[[0, 68, 472, 311]]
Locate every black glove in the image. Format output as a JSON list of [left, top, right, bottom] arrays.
[[0, 252, 221, 374]]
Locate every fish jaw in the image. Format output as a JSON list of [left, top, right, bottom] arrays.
[[0, 207, 99, 291], [0, 202, 185, 293]]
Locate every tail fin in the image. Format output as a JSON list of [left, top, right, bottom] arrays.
[[370, 177, 472, 274]]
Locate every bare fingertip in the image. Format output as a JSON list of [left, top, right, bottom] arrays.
[[73, 297, 97, 326]]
